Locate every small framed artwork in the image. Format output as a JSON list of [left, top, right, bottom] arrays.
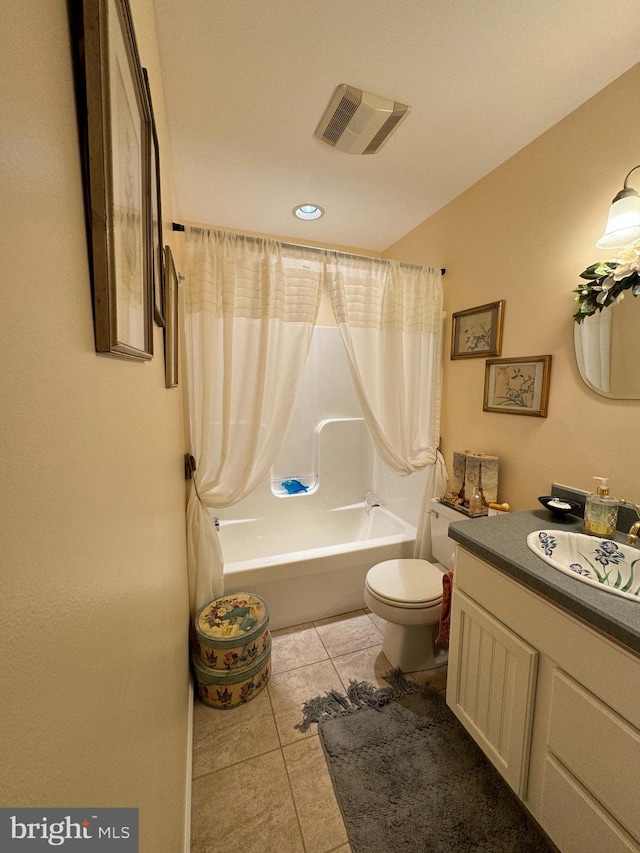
[[164, 246, 179, 388], [451, 300, 504, 359], [484, 355, 552, 417], [142, 67, 165, 327], [78, 0, 153, 359]]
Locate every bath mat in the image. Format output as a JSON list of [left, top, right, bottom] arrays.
[[296, 671, 553, 853]]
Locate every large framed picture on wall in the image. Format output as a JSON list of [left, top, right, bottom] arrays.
[[72, 0, 154, 360]]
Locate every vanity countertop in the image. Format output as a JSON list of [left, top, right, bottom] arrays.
[[448, 509, 640, 656]]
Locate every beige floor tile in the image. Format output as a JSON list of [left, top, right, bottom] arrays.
[[192, 690, 280, 777], [268, 658, 344, 746], [283, 736, 348, 853], [271, 622, 328, 674], [409, 663, 448, 692], [191, 749, 304, 853], [331, 846, 352, 852], [331, 644, 393, 690], [314, 610, 384, 658], [364, 608, 387, 635]]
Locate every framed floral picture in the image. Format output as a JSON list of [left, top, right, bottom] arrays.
[[451, 300, 504, 359], [72, 0, 154, 359], [142, 67, 165, 328], [484, 355, 552, 417], [164, 245, 179, 388]]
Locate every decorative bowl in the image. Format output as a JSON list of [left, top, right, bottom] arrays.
[[538, 495, 581, 520]]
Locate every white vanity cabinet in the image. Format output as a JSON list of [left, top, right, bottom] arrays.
[[447, 546, 640, 853]]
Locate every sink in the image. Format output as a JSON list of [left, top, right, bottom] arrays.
[[526, 530, 640, 603]]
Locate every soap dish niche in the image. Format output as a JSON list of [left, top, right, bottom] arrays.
[[271, 476, 318, 497]]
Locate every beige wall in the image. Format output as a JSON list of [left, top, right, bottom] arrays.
[[385, 63, 640, 510], [1, 3, 191, 851]]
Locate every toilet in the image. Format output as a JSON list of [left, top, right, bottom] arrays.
[[364, 498, 465, 672]]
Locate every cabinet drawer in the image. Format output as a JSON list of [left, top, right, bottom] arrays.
[[541, 754, 639, 853], [547, 669, 640, 843]]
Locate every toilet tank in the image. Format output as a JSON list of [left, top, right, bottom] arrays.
[[429, 498, 467, 569]]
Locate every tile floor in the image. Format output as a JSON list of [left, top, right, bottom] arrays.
[[190, 609, 447, 853]]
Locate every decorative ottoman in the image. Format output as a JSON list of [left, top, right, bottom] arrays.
[[192, 593, 271, 710]]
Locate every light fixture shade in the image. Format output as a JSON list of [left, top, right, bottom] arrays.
[[293, 204, 324, 221], [596, 191, 640, 249]]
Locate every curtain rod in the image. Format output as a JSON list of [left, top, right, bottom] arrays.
[[171, 222, 445, 275]]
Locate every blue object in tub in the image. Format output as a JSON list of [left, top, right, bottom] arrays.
[[281, 479, 309, 494]]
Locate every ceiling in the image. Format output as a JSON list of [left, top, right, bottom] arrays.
[[153, 0, 640, 252]]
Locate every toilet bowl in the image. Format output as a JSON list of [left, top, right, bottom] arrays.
[[364, 498, 465, 672]]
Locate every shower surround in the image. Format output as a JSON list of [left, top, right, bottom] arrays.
[[215, 327, 426, 630]]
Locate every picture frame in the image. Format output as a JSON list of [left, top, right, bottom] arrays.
[[451, 300, 504, 359], [484, 355, 552, 417], [164, 246, 179, 388], [142, 66, 165, 328], [77, 0, 154, 359]]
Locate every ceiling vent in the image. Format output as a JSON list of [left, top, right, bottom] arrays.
[[315, 84, 410, 155]]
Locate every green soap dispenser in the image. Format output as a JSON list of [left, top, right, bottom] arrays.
[[583, 477, 619, 539]]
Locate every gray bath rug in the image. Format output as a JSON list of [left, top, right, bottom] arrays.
[[296, 671, 553, 853]]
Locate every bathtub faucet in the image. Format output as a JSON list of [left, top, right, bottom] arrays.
[[365, 491, 381, 515]]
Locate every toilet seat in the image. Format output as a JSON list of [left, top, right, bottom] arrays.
[[365, 559, 443, 608]]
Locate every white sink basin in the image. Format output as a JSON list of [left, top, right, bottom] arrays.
[[527, 530, 640, 603]]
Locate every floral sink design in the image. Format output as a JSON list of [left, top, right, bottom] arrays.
[[526, 530, 640, 603]]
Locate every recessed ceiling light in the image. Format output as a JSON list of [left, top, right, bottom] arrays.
[[293, 204, 324, 221]]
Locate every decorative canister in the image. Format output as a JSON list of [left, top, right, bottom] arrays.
[[192, 640, 271, 710], [193, 593, 271, 709], [194, 593, 270, 673]]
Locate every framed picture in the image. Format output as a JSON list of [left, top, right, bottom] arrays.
[[142, 67, 165, 327], [484, 355, 552, 417], [451, 300, 504, 359], [164, 246, 179, 388], [77, 0, 153, 359]]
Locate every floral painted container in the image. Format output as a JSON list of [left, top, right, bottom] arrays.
[[194, 593, 270, 673], [192, 639, 271, 710]]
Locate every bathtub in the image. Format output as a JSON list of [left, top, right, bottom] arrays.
[[219, 503, 416, 630]]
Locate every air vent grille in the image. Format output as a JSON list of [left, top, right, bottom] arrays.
[[320, 85, 362, 146], [363, 105, 409, 154], [315, 83, 410, 154]]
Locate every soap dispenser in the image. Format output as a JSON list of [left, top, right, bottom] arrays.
[[583, 477, 619, 539]]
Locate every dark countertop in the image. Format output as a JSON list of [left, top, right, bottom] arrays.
[[448, 509, 640, 656]]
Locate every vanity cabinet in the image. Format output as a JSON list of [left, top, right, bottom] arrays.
[[446, 588, 538, 797], [447, 546, 640, 853]]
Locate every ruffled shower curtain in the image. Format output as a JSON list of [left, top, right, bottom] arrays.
[[183, 230, 447, 615], [182, 229, 322, 615], [325, 254, 447, 559]]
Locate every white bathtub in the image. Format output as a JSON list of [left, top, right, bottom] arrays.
[[219, 503, 416, 630]]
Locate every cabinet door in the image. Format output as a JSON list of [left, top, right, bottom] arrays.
[[446, 588, 538, 797]]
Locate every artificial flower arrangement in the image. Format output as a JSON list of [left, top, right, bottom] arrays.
[[573, 240, 640, 323]]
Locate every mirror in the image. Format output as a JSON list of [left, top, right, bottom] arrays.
[[574, 296, 640, 398]]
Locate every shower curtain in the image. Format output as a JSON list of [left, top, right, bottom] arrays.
[[326, 254, 446, 559], [183, 229, 446, 614], [182, 228, 322, 614]]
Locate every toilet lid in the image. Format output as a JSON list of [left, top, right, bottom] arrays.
[[366, 559, 444, 605]]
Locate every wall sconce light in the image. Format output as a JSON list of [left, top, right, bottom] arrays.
[[596, 164, 640, 249]]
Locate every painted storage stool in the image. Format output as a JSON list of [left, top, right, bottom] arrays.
[[192, 593, 271, 710]]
